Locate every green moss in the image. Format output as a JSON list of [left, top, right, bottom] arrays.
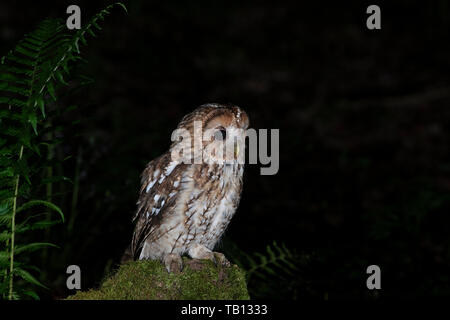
[[67, 258, 250, 300]]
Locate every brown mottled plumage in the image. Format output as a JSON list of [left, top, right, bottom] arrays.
[[128, 103, 249, 272]]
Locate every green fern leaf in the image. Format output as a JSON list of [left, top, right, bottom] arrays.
[[22, 290, 40, 300], [13, 267, 48, 289], [0, 201, 11, 215], [16, 200, 64, 222], [14, 242, 58, 255]]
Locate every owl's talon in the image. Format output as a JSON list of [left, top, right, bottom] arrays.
[[163, 253, 183, 273], [202, 251, 217, 263], [214, 252, 231, 267]]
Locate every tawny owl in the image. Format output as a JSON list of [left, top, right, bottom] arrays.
[[129, 103, 249, 273]]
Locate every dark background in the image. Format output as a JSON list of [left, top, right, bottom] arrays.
[[1, 0, 449, 299]]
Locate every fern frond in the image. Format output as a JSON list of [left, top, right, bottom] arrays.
[[0, 1, 127, 300], [13, 267, 48, 289], [14, 243, 59, 256], [230, 241, 300, 282], [16, 200, 64, 222], [0, 2, 127, 134], [0, 231, 11, 242], [0, 212, 12, 226]]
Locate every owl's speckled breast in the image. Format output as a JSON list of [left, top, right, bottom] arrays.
[[138, 162, 243, 260], [186, 163, 244, 250]]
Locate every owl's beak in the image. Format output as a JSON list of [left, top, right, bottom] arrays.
[[234, 143, 239, 158]]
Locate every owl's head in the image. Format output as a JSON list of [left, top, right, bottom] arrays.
[[170, 103, 249, 165]]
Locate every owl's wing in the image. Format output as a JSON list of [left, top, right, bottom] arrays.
[[131, 153, 185, 259]]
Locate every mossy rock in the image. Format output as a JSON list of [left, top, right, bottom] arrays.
[[67, 258, 250, 300]]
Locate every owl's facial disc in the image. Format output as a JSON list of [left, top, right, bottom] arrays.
[[202, 125, 246, 165], [200, 106, 248, 165], [170, 104, 249, 165]]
